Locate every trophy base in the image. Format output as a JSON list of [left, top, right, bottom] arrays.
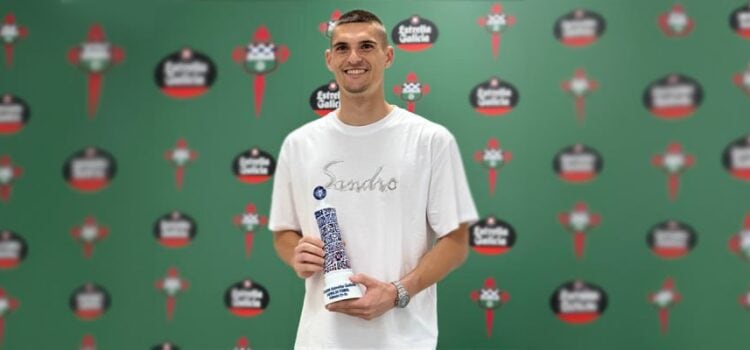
[[323, 269, 363, 305]]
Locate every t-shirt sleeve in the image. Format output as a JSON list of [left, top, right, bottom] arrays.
[[427, 131, 479, 238], [268, 137, 301, 232]]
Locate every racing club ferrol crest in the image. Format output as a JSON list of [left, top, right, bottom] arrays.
[[393, 72, 430, 112], [470, 277, 510, 338], [652, 142, 694, 201], [0, 155, 22, 202], [658, 4, 694, 37], [1, 13, 28, 68], [648, 277, 682, 334], [67, 24, 124, 118], [233, 26, 289, 118], [561, 68, 598, 124], [474, 138, 512, 195], [319, 9, 341, 38], [476, 3, 516, 59]]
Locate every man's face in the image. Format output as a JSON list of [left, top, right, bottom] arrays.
[[326, 22, 393, 96]]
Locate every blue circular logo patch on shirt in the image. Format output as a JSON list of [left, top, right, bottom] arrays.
[[313, 186, 327, 200]]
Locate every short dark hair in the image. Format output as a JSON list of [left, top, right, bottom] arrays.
[[336, 9, 384, 26], [332, 9, 389, 46]]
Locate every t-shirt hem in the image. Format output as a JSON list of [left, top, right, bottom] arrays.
[[268, 224, 302, 232]]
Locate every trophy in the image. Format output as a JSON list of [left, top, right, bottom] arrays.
[[313, 186, 362, 305]]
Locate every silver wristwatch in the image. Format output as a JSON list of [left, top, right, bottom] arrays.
[[391, 281, 410, 308]]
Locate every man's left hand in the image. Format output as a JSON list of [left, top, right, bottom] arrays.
[[326, 273, 397, 320]]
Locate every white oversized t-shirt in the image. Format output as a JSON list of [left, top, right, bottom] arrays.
[[269, 106, 478, 350]]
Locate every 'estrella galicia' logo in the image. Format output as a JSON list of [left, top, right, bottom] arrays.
[[730, 3, 750, 39], [391, 15, 439, 52], [155, 48, 216, 99], [0, 94, 30, 135], [469, 77, 519, 116], [554, 9, 606, 47], [553, 144, 603, 183], [722, 134, 750, 181], [232, 147, 276, 184], [63, 147, 116, 192], [643, 73, 703, 120], [469, 216, 516, 255], [0, 230, 27, 269], [225, 279, 270, 317], [69, 283, 111, 321], [309, 81, 339, 117], [550, 280, 608, 324], [647, 220, 697, 260], [153, 211, 197, 248]]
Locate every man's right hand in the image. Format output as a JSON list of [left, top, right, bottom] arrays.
[[292, 236, 325, 279]]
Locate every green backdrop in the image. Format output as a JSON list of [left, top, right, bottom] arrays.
[[1, 0, 749, 349]]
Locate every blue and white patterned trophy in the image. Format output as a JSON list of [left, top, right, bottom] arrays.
[[313, 186, 362, 305]]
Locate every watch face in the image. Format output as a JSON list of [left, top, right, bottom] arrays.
[[394, 282, 409, 308], [398, 294, 409, 308]]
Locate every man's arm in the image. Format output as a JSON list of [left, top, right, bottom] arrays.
[[401, 223, 469, 297], [273, 230, 326, 279], [326, 223, 469, 320]]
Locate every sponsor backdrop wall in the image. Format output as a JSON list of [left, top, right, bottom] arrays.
[[1, 0, 749, 349]]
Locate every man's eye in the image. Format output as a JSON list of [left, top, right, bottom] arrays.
[[334, 46, 348, 52], [361, 44, 374, 50]]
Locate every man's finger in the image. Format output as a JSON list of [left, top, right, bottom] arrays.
[[297, 252, 324, 265], [296, 242, 325, 257], [326, 299, 366, 311], [299, 235, 324, 248], [349, 273, 376, 287]]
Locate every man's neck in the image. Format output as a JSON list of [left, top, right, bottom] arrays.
[[337, 92, 393, 126]]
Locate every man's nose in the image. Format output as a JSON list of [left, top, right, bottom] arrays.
[[346, 49, 363, 64]]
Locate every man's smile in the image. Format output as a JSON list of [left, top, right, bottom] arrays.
[[344, 68, 368, 75]]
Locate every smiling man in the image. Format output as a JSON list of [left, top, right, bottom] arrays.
[[269, 10, 478, 350]]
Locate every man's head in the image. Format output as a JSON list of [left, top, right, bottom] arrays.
[[326, 9, 393, 97], [330, 10, 388, 47]]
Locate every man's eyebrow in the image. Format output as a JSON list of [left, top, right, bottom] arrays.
[[331, 39, 378, 47]]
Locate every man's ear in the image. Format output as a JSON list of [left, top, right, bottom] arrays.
[[385, 45, 394, 68], [324, 48, 333, 72]]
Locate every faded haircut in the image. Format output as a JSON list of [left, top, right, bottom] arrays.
[[332, 9, 389, 47]]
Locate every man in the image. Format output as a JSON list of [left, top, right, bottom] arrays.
[[269, 10, 477, 350]]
